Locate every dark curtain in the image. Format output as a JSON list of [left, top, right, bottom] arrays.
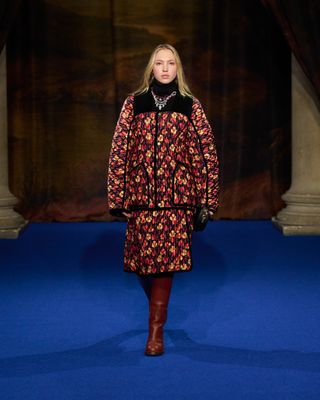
[[261, 0, 320, 100], [6, 0, 291, 221], [0, 0, 21, 53]]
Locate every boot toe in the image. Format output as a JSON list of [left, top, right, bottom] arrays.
[[145, 341, 164, 356]]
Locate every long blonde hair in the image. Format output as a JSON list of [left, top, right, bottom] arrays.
[[132, 44, 193, 98]]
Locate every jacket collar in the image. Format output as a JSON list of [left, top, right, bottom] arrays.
[[133, 86, 193, 119]]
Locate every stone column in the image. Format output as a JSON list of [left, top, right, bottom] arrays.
[[273, 52, 320, 235], [0, 46, 27, 238]]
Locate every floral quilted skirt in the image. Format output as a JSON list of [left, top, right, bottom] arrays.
[[124, 209, 195, 276]]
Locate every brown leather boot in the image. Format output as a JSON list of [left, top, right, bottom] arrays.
[[145, 273, 174, 356]]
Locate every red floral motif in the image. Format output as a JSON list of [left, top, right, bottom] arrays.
[[107, 95, 135, 213], [172, 162, 197, 205], [107, 95, 219, 214], [107, 94, 219, 275], [124, 209, 194, 275], [126, 163, 149, 206], [189, 98, 219, 211]]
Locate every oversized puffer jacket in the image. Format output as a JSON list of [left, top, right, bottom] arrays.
[[107, 89, 219, 217]]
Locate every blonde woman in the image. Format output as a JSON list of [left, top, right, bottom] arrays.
[[107, 44, 219, 356]]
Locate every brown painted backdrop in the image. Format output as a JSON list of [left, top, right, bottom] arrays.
[[6, 0, 291, 221]]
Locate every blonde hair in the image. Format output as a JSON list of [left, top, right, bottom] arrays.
[[132, 44, 193, 98]]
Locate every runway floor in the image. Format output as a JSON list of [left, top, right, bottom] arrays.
[[1, 221, 320, 399]]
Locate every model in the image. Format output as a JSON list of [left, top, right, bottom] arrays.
[[107, 43, 219, 356]]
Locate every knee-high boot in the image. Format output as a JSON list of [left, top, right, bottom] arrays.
[[145, 272, 174, 356]]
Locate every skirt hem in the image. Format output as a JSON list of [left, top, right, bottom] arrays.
[[124, 267, 193, 276]]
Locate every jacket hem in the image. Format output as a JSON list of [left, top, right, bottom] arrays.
[[126, 205, 196, 212]]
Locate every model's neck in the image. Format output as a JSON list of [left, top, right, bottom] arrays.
[[151, 77, 177, 95]]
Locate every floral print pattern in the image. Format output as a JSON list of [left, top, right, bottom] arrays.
[[124, 209, 194, 275], [172, 161, 197, 205], [107, 95, 219, 215], [107, 95, 135, 215], [126, 163, 150, 206], [107, 92, 219, 275], [190, 98, 219, 212]]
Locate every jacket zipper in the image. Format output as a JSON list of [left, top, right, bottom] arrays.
[[154, 111, 159, 208]]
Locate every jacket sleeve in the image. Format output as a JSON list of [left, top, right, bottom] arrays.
[[107, 95, 134, 217], [190, 97, 219, 213]]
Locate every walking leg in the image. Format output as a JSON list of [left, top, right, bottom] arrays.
[[137, 274, 154, 301], [145, 272, 174, 356]]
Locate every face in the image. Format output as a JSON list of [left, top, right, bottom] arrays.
[[152, 49, 177, 84]]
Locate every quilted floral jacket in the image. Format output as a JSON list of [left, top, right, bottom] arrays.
[[107, 89, 219, 217]]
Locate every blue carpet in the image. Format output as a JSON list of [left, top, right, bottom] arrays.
[[0, 221, 320, 399]]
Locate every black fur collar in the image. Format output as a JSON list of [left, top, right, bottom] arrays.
[[133, 88, 193, 118]]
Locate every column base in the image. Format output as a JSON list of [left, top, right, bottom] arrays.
[[272, 217, 320, 235], [272, 192, 320, 235], [0, 219, 28, 238], [0, 193, 28, 239]]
